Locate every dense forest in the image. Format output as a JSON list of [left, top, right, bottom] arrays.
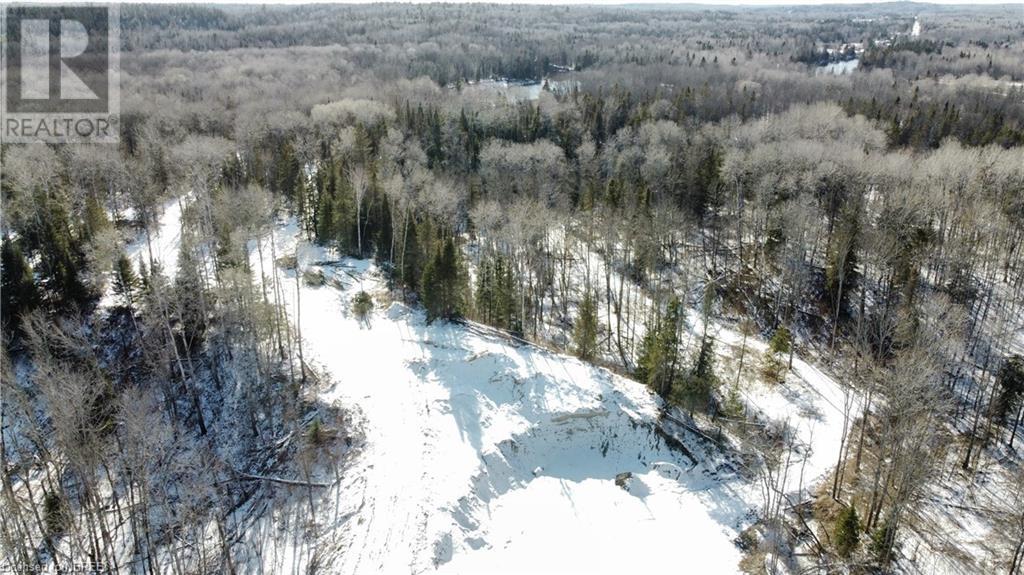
[[2, 3, 1024, 574]]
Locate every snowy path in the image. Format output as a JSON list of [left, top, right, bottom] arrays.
[[709, 314, 856, 498]]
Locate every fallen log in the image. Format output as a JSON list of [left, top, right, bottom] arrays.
[[228, 471, 330, 488]]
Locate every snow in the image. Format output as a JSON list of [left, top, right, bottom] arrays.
[[132, 195, 186, 278], [683, 304, 856, 502], [261, 236, 746, 572], [114, 204, 857, 574], [439, 473, 743, 574], [239, 218, 859, 574], [746, 350, 854, 497], [97, 195, 187, 311]]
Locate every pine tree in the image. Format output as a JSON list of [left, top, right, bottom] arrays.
[[112, 253, 140, 309], [373, 194, 393, 264], [769, 325, 792, 356], [352, 291, 373, 324], [475, 257, 495, 324], [1, 238, 41, 334], [575, 290, 598, 361], [634, 326, 656, 386], [315, 157, 338, 244], [401, 218, 424, 293], [275, 140, 301, 197], [495, 255, 520, 335], [334, 170, 358, 255], [996, 355, 1024, 421], [763, 326, 791, 384], [137, 255, 150, 291], [637, 297, 683, 400], [869, 516, 897, 565], [294, 176, 310, 237], [39, 200, 91, 311], [421, 237, 463, 323], [175, 240, 207, 349], [666, 335, 719, 415], [834, 505, 861, 558], [82, 193, 112, 243]]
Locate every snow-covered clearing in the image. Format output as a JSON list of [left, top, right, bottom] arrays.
[[112, 198, 859, 573], [98, 195, 187, 309], [249, 218, 855, 574], [129, 196, 186, 278], [253, 220, 753, 573]]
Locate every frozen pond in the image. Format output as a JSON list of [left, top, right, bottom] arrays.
[[455, 77, 579, 102], [817, 59, 859, 76]]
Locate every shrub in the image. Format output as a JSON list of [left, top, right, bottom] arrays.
[[353, 291, 373, 320], [768, 326, 792, 355], [303, 269, 326, 287], [306, 417, 325, 447], [761, 352, 786, 384]]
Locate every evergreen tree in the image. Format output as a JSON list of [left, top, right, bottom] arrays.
[[869, 516, 897, 565], [769, 325, 792, 356], [315, 182, 336, 244], [294, 175, 310, 237], [495, 256, 520, 335], [112, 253, 141, 309], [1, 238, 41, 334], [574, 290, 598, 361], [401, 218, 424, 294], [352, 291, 373, 324], [996, 355, 1024, 421], [763, 326, 791, 384], [175, 240, 207, 350], [834, 505, 861, 558], [335, 169, 359, 255], [82, 193, 112, 243], [475, 257, 495, 324], [372, 193, 394, 264], [634, 326, 656, 385], [475, 255, 521, 335], [674, 335, 719, 414], [38, 198, 91, 311], [275, 140, 301, 198], [825, 207, 860, 320], [137, 255, 150, 291], [421, 237, 463, 323], [636, 297, 683, 399]]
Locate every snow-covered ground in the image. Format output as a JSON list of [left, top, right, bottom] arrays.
[[110, 198, 861, 574], [98, 195, 187, 309], [130, 196, 186, 278], [711, 317, 856, 501], [250, 220, 753, 573], [240, 216, 859, 574]]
